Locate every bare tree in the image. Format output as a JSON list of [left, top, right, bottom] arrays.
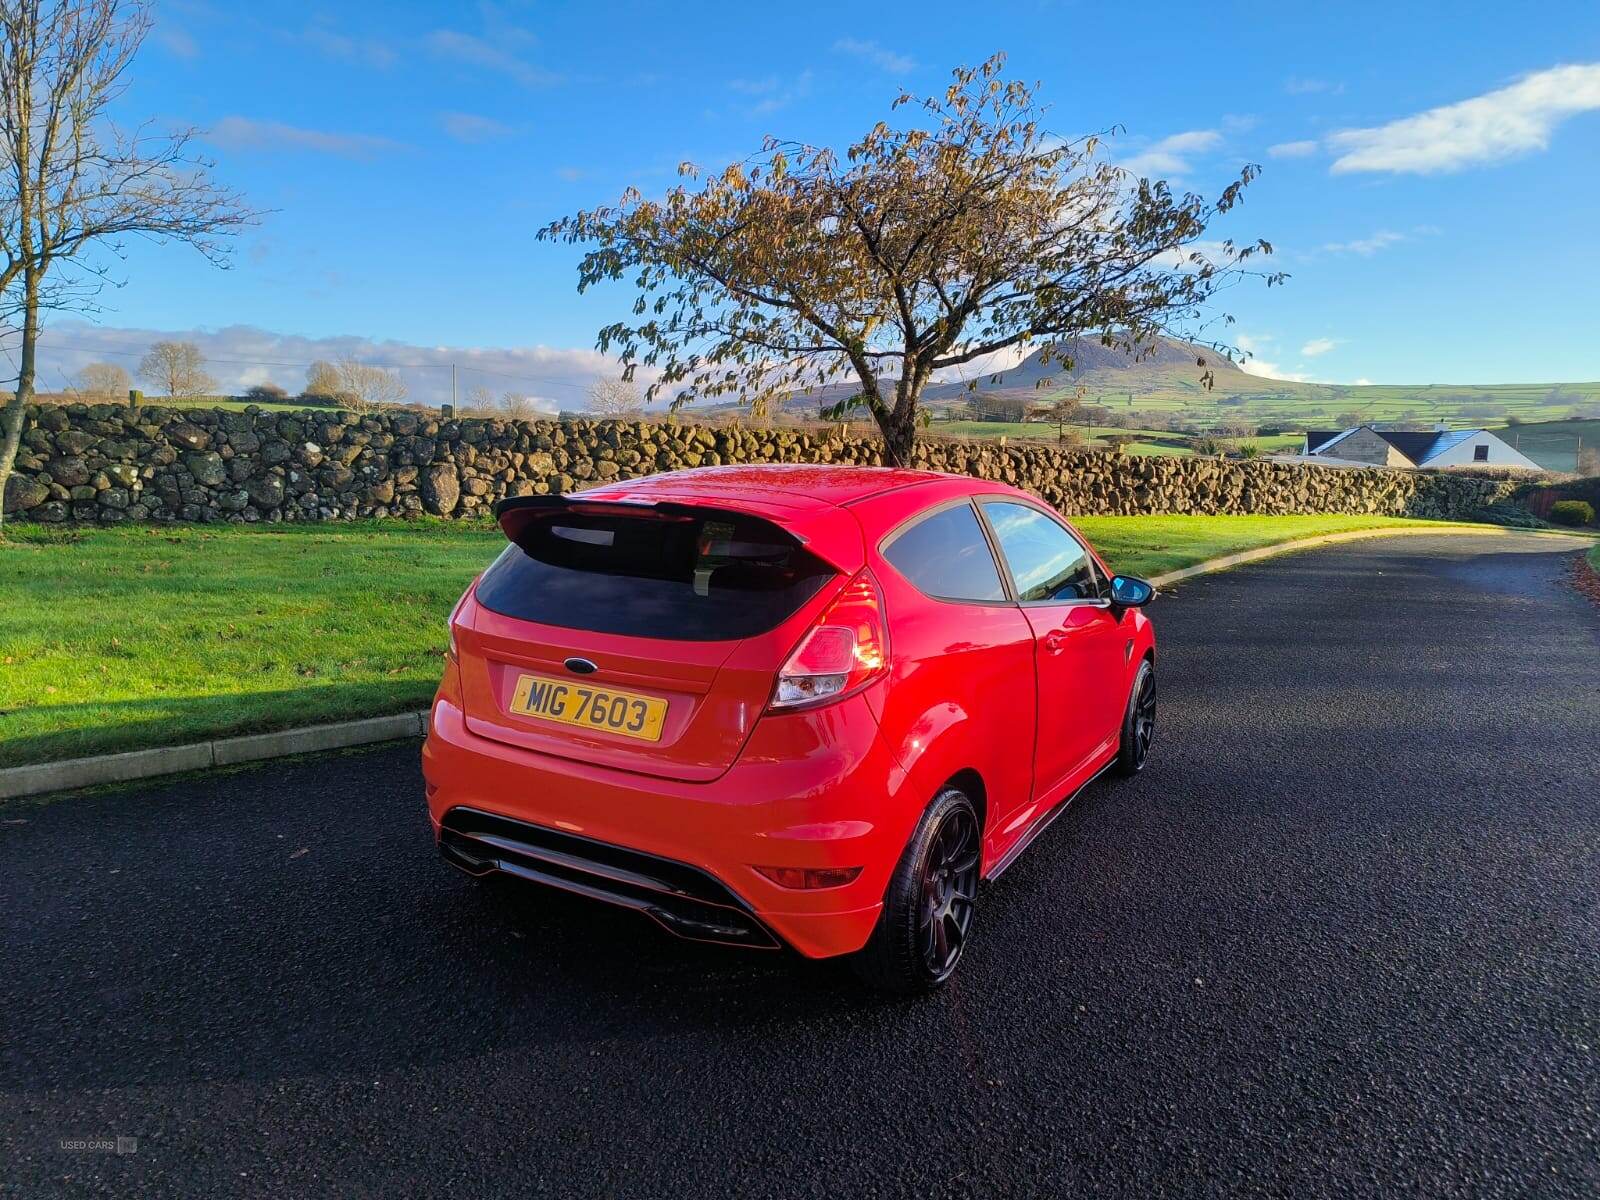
[[138, 339, 213, 397], [303, 359, 343, 401], [460, 384, 494, 415], [334, 356, 406, 413], [0, 0, 252, 533], [587, 376, 642, 418], [72, 359, 130, 400], [498, 391, 539, 420]]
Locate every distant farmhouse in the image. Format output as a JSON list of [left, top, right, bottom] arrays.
[[1296, 426, 1541, 471]]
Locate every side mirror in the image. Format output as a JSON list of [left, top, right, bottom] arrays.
[[1109, 575, 1155, 609]]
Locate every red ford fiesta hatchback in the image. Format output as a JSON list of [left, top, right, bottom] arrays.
[[423, 465, 1156, 992]]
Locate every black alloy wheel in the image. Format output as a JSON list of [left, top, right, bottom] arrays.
[[852, 787, 982, 993], [1116, 659, 1156, 776], [918, 806, 980, 980]]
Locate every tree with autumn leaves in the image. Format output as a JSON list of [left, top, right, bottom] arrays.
[[542, 54, 1283, 465]]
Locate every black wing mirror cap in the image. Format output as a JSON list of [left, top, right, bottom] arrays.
[[1110, 575, 1156, 608]]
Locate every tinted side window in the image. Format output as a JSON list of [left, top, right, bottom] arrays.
[[476, 510, 834, 640], [882, 503, 1006, 603], [981, 501, 1100, 602]]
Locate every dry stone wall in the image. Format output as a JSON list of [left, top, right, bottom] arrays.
[[4, 403, 1521, 524]]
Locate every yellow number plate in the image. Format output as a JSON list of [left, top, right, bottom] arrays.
[[508, 673, 668, 742]]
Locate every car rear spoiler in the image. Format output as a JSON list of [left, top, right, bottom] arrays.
[[493, 494, 863, 573]]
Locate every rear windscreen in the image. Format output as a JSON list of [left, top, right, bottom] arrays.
[[475, 509, 836, 641]]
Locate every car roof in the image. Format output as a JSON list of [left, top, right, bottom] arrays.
[[579, 463, 962, 510], [572, 464, 1048, 570]]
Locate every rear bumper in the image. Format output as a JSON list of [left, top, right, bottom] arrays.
[[422, 693, 909, 959], [439, 807, 782, 949]]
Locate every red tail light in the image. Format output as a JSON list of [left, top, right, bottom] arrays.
[[446, 582, 475, 664], [753, 865, 864, 889], [769, 570, 889, 710]]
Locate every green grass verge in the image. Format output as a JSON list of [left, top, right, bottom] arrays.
[[0, 513, 1489, 769], [1589, 543, 1600, 573], [1071, 514, 1482, 580], [1, 521, 501, 769]]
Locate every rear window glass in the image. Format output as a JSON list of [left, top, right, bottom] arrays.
[[475, 509, 835, 640], [882, 503, 1006, 602]]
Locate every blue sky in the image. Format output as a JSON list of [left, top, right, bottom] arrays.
[[31, 0, 1600, 406]]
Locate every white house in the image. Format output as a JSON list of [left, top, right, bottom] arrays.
[[1298, 425, 1541, 471]]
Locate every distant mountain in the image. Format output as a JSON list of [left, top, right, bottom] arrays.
[[776, 335, 1289, 417], [733, 334, 1600, 429], [921, 335, 1265, 406]]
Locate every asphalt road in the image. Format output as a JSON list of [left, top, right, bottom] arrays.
[[3, 533, 1597, 1198]]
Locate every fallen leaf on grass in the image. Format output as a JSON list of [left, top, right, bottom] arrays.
[[289, 848, 309, 859]]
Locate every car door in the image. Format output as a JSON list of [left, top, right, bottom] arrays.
[[869, 495, 1039, 852], [979, 499, 1125, 807]]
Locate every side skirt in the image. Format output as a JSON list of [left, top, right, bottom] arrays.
[[983, 759, 1116, 882]]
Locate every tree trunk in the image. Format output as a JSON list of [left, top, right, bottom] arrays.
[[879, 405, 918, 468], [0, 269, 39, 540]]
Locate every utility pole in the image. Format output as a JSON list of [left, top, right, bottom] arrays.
[[451, 363, 457, 410]]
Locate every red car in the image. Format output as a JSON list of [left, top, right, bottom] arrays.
[[423, 465, 1156, 991]]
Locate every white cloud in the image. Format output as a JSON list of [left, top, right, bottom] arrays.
[[733, 70, 813, 118], [1352, 377, 1373, 386], [156, 27, 199, 59], [728, 77, 780, 95], [300, 25, 397, 69], [832, 38, 915, 74], [1118, 129, 1222, 176], [1233, 333, 1313, 383], [1268, 139, 1319, 158], [439, 112, 514, 143], [1330, 62, 1600, 173], [1320, 229, 1406, 256], [1239, 358, 1312, 383], [425, 29, 559, 87], [1301, 337, 1340, 357], [207, 117, 405, 159], [32, 321, 654, 412]]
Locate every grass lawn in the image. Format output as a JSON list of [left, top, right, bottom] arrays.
[[1590, 543, 1600, 572], [1073, 513, 1481, 580], [1, 521, 501, 769], [0, 513, 1499, 769]]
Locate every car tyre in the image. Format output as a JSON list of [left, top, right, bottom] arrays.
[[851, 787, 981, 994], [1114, 658, 1155, 777]]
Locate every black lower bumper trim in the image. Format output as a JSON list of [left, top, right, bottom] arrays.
[[438, 806, 781, 950]]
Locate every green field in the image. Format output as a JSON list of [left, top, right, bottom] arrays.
[[31, 393, 343, 415], [926, 360, 1600, 440], [0, 513, 1505, 770], [928, 420, 1304, 459], [1488, 419, 1599, 473], [1055, 376, 1600, 429]]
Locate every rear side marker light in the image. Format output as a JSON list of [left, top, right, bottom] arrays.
[[769, 571, 889, 711], [754, 865, 864, 890]]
